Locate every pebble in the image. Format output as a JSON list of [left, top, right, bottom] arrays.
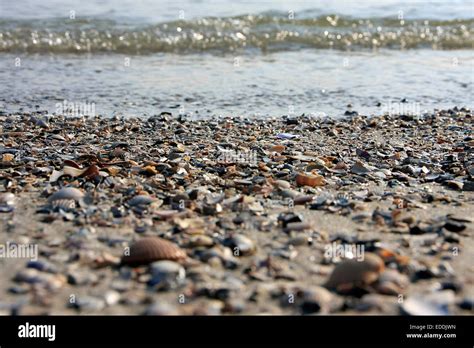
[[325, 253, 385, 291], [401, 295, 449, 315], [70, 296, 106, 311], [144, 302, 179, 315], [14, 269, 65, 291], [0, 192, 15, 212], [104, 290, 121, 306], [300, 286, 341, 314], [284, 222, 311, 232], [224, 235, 256, 256], [149, 260, 186, 289]]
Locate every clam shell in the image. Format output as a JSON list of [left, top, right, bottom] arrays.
[[121, 237, 186, 265], [325, 253, 385, 289], [48, 187, 84, 203]]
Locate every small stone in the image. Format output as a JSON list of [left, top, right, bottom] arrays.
[[144, 302, 178, 315], [325, 253, 385, 291], [149, 260, 186, 289], [104, 290, 121, 306], [70, 296, 106, 311], [224, 235, 256, 256], [300, 286, 341, 314], [284, 222, 311, 232]]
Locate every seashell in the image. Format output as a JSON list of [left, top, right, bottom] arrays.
[[276, 133, 298, 139], [424, 290, 456, 307], [121, 237, 186, 265], [270, 145, 285, 153], [351, 161, 371, 175], [140, 165, 158, 176], [106, 166, 121, 176], [401, 295, 449, 315], [325, 253, 385, 290], [293, 195, 315, 205], [295, 172, 325, 187], [273, 179, 291, 189], [48, 164, 100, 182], [127, 195, 156, 206], [48, 187, 84, 204], [2, 153, 14, 162], [445, 180, 463, 190], [49, 134, 66, 141], [188, 235, 214, 247], [155, 210, 181, 219]]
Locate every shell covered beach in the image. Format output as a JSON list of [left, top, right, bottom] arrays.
[[0, 109, 473, 315]]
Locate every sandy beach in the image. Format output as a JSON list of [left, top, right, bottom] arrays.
[[0, 108, 473, 315]]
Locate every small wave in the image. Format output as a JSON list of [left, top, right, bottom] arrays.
[[0, 14, 472, 54]]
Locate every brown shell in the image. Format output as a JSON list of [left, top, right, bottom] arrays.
[[296, 173, 325, 187], [121, 237, 186, 265]]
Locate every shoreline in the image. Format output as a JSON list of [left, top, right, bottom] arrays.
[[0, 108, 473, 315]]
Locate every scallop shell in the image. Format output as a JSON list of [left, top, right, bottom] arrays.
[[121, 237, 186, 265], [325, 253, 385, 289], [48, 187, 85, 204]]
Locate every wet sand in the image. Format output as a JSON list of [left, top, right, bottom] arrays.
[[0, 109, 473, 315]]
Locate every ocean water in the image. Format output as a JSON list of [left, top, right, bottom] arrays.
[[0, 0, 473, 117]]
